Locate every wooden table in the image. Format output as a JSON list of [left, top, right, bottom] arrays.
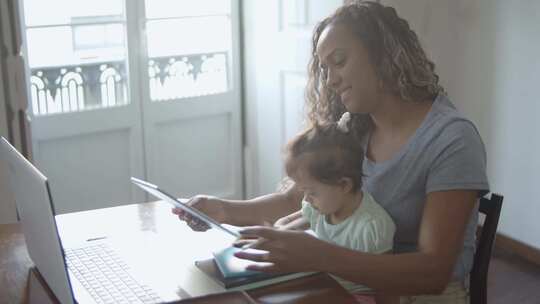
[[0, 223, 33, 303], [0, 201, 356, 303]]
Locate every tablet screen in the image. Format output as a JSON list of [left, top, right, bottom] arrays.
[[131, 177, 240, 237]]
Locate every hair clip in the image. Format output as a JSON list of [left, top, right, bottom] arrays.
[[337, 112, 351, 133]]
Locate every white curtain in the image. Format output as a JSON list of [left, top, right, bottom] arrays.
[[0, 0, 29, 223], [0, 0, 30, 157]]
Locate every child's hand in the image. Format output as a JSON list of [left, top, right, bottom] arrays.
[[274, 215, 294, 228], [273, 210, 308, 230]]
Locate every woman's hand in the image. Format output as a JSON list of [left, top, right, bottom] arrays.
[[171, 195, 226, 231], [232, 222, 272, 248], [233, 226, 329, 273]]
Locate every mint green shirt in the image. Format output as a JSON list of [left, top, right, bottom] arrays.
[[302, 192, 396, 293]]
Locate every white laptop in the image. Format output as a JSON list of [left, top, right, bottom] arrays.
[[0, 137, 183, 304]]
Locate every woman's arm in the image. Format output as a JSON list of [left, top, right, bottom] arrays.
[[175, 182, 304, 227], [322, 190, 477, 294], [222, 185, 303, 226], [236, 190, 477, 295]]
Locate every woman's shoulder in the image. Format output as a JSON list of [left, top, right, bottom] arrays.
[[418, 96, 489, 193], [418, 94, 485, 150]]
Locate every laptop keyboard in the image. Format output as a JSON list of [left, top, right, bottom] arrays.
[[65, 243, 162, 304]]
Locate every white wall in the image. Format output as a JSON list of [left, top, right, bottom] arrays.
[[384, 0, 540, 249], [241, 1, 344, 196]]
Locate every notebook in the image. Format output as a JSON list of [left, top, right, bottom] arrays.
[[195, 246, 314, 290], [212, 246, 269, 278]]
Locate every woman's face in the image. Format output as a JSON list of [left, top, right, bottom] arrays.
[[316, 23, 382, 114]]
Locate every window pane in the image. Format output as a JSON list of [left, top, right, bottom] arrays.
[[145, 15, 232, 101], [148, 53, 228, 101], [27, 26, 125, 68], [23, 0, 124, 27], [145, 0, 230, 19], [23, 0, 129, 116], [146, 16, 231, 57]]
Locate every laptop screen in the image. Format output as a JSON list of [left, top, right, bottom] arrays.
[[1, 137, 75, 304]]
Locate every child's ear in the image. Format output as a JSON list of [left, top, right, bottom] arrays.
[[339, 177, 354, 194]]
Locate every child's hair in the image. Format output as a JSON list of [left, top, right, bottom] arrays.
[[285, 115, 364, 192]]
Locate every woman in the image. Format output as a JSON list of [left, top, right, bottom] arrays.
[[174, 1, 488, 303]]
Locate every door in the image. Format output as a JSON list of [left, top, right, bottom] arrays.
[[242, 0, 343, 195], [20, 0, 146, 213], [138, 0, 244, 200], [19, 0, 243, 213]]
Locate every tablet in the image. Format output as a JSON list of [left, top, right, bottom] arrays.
[[131, 177, 240, 237]]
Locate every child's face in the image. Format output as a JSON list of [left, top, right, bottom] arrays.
[[293, 168, 350, 215]]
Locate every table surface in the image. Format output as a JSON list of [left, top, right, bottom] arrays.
[[1, 201, 350, 303], [0, 223, 34, 303]]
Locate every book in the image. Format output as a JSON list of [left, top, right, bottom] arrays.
[[195, 246, 315, 290], [212, 246, 269, 279]]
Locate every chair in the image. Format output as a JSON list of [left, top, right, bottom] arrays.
[[470, 193, 504, 304]]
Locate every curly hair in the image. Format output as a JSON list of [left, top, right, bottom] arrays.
[[305, 0, 443, 133]]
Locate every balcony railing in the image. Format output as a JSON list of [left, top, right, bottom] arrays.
[[30, 52, 229, 116], [148, 52, 228, 101], [30, 61, 127, 116]]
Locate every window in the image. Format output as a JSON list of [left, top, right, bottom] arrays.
[[22, 0, 234, 115]]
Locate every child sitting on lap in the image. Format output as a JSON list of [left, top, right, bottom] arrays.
[[275, 112, 398, 304]]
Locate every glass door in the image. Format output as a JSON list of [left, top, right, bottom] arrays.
[[138, 0, 244, 199], [19, 0, 244, 213], [21, 0, 146, 213]]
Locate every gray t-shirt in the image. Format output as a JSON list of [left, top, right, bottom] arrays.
[[362, 94, 489, 280]]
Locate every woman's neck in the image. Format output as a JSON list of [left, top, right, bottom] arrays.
[[370, 94, 433, 136], [365, 94, 433, 162], [329, 191, 363, 224]]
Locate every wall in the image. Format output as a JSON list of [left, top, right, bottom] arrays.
[[241, 1, 344, 196], [383, 0, 540, 249]]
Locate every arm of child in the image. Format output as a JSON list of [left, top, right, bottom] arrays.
[[274, 210, 310, 230], [234, 211, 310, 248], [236, 211, 310, 249]]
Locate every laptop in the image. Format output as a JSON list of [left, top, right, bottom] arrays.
[[0, 137, 181, 304]]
